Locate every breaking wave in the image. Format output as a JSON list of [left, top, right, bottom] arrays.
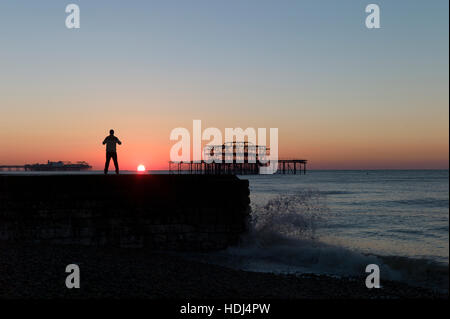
[[248, 191, 327, 243], [219, 191, 449, 291]]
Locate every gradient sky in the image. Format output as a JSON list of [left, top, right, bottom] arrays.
[[0, 0, 448, 170]]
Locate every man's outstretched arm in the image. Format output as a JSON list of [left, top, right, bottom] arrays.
[[117, 138, 122, 145], [102, 137, 107, 145]]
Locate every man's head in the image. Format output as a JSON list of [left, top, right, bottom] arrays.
[[109, 129, 114, 135]]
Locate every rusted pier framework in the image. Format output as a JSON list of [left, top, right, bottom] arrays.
[[277, 160, 308, 175], [168, 160, 307, 175], [169, 141, 307, 175]]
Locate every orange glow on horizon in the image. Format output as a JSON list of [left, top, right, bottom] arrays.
[[0, 108, 448, 170]]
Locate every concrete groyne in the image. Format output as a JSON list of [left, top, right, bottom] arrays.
[[0, 174, 250, 250]]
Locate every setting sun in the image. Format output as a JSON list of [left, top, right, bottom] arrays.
[[137, 164, 146, 172]]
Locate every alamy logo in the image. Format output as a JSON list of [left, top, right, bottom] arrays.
[[365, 264, 380, 288], [365, 4, 381, 29], [170, 120, 279, 174], [65, 4, 80, 29], [65, 264, 80, 289]]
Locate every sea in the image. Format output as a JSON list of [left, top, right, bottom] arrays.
[[184, 170, 449, 291]]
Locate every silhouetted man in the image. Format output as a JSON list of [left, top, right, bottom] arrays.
[[103, 129, 122, 174]]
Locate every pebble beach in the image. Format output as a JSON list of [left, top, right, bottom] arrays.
[[0, 244, 446, 299]]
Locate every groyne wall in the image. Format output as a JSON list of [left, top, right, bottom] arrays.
[[0, 174, 250, 251]]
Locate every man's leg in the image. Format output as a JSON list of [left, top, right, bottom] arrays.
[[112, 152, 119, 174], [104, 152, 112, 174]]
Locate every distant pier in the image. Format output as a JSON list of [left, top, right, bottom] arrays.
[[0, 165, 26, 172], [169, 141, 307, 175], [0, 161, 91, 172]]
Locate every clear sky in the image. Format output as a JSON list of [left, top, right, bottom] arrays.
[[0, 0, 448, 170]]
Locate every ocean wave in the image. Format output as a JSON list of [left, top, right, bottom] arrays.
[[248, 191, 328, 242], [377, 255, 449, 291], [180, 191, 447, 292], [224, 192, 449, 291], [226, 192, 388, 275]]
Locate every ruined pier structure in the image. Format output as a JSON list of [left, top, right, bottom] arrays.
[[169, 141, 307, 175]]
